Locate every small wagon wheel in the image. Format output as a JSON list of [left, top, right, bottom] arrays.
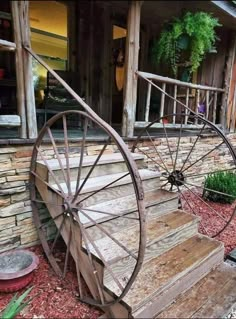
[[132, 113, 236, 238], [30, 110, 146, 307]]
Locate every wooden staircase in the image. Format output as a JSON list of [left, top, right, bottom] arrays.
[[34, 151, 236, 318]]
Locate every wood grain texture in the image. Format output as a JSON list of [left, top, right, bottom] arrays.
[[106, 235, 223, 312], [83, 189, 178, 229], [158, 262, 236, 319], [103, 214, 199, 287]]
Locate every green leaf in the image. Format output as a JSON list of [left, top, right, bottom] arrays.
[[1, 286, 34, 319]]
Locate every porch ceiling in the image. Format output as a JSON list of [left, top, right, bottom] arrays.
[[140, 1, 236, 30], [97, 1, 236, 30]]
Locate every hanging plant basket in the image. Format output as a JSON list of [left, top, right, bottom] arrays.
[[152, 11, 221, 77]]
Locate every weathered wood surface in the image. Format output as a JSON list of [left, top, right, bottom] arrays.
[[157, 262, 236, 319], [11, 1, 27, 138], [86, 189, 179, 240], [108, 235, 223, 313], [122, 1, 142, 137], [18, 1, 37, 138], [88, 210, 198, 263], [137, 71, 225, 92], [0, 39, 16, 51], [223, 32, 236, 130], [51, 168, 161, 195], [102, 211, 199, 286], [0, 115, 21, 127], [145, 81, 152, 122]]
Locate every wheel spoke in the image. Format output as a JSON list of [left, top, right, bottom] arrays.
[[31, 170, 65, 199], [73, 211, 124, 292], [63, 218, 72, 278], [77, 172, 130, 206], [145, 130, 170, 173], [83, 208, 139, 221], [73, 140, 110, 202], [71, 225, 84, 298], [180, 123, 206, 172], [181, 141, 224, 174], [72, 212, 106, 304], [176, 184, 210, 236], [47, 127, 69, 192], [180, 182, 228, 223], [38, 211, 65, 229], [36, 146, 67, 197], [181, 179, 236, 200], [173, 117, 183, 172], [63, 115, 72, 196], [162, 121, 174, 169], [76, 117, 88, 192], [49, 213, 67, 255], [32, 198, 64, 207], [136, 146, 167, 172], [184, 167, 236, 179], [80, 210, 138, 260]]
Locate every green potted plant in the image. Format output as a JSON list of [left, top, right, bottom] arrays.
[[152, 11, 221, 78]]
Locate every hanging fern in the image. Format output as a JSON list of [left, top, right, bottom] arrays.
[[152, 11, 221, 76]]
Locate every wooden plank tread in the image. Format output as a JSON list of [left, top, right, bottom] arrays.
[[156, 262, 236, 318], [106, 235, 223, 311], [80, 189, 178, 227], [37, 152, 145, 170], [84, 210, 199, 264], [52, 168, 161, 194]]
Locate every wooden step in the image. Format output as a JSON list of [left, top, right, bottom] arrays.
[[102, 211, 199, 287], [105, 235, 224, 318], [87, 210, 199, 265], [50, 169, 161, 207], [36, 152, 145, 184], [82, 189, 178, 231], [156, 262, 236, 319]]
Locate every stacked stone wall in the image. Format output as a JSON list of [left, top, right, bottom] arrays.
[[1, 133, 236, 252]]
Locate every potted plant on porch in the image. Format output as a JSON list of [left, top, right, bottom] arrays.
[[152, 11, 221, 79]]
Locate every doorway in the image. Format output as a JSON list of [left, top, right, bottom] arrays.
[[112, 25, 126, 125]]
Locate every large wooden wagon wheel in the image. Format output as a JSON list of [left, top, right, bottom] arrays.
[[132, 113, 236, 238], [30, 110, 146, 307]]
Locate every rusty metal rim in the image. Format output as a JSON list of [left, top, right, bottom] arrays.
[[30, 110, 146, 307], [132, 112, 236, 238]]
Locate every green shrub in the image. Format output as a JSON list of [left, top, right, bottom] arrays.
[[1, 287, 33, 319], [203, 171, 236, 204]]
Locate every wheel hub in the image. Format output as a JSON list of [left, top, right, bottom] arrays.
[[63, 199, 83, 215], [167, 170, 184, 186]]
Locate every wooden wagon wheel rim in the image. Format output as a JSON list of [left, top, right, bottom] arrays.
[[132, 113, 236, 238], [30, 110, 146, 307]]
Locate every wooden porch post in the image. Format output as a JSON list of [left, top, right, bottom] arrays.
[[11, 1, 27, 138], [122, 1, 142, 137], [222, 31, 236, 132], [18, 1, 38, 138]]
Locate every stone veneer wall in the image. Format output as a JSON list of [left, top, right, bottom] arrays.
[[1, 133, 236, 253]]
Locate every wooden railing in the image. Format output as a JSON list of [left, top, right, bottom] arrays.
[[136, 71, 225, 127]]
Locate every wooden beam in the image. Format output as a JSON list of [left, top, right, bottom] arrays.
[[0, 39, 16, 51], [11, 1, 27, 138], [18, 1, 37, 138], [221, 31, 236, 131], [137, 71, 225, 92], [122, 1, 142, 137], [100, 6, 112, 124], [0, 115, 21, 127]]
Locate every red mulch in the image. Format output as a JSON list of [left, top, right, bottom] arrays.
[[0, 245, 101, 318], [1, 192, 236, 317], [182, 190, 236, 255]]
